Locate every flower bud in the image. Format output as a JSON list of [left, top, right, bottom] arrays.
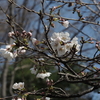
[[32, 38, 38, 45], [8, 31, 15, 37], [27, 32, 32, 37]]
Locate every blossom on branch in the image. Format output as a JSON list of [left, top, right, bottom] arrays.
[[57, 44, 67, 56], [16, 46, 26, 55], [62, 20, 69, 28], [36, 72, 51, 79], [50, 32, 80, 56], [30, 67, 37, 75], [0, 45, 26, 61], [32, 38, 40, 45], [8, 31, 15, 37], [0, 48, 15, 61], [51, 32, 70, 43], [12, 82, 24, 90]]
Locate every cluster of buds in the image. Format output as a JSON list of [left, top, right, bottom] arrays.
[[80, 37, 94, 44], [87, 38, 94, 44], [8, 31, 32, 47], [8, 31, 32, 38]]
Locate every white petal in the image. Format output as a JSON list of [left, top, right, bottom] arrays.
[[36, 72, 51, 79], [18, 82, 24, 90], [62, 21, 69, 28], [57, 45, 67, 56], [12, 83, 19, 89], [30, 67, 37, 74]]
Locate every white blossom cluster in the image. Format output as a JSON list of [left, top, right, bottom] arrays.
[[50, 32, 80, 56], [12, 82, 24, 90], [12, 82, 50, 100], [30, 67, 51, 79], [0, 44, 16, 61], [0, 44, 26, 61]]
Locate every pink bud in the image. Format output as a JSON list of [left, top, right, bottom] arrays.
[[8, 31, 15, 37], [28, 32, 32, 37]]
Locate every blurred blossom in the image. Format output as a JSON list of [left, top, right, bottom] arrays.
[[12, 82, 24, 90], [12, 98, 22, 100], [28, 32, 32, 37], [6, 45, 12, 51], [62, 20, 69, 28], [45, 97, 50, 100], [51, 32, 70, 43], [50, 38, 60, 51], [38, 58, 45, 61], [20, 49, 26, 54], [36, 72, 51, 79], [0, 44, 27, 61], [0, 49, 15, 61], [17, 46, 26, 54], [30, 67, 37, 75], [12, 83, 19, 89], [57, 45, 67, 56], [32, 38, 37, 45], [8, 31, 15, 37]]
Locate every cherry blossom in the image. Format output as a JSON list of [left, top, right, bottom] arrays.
[[12, 98, 22, 100], [17, 46, 26, 54], [12, 82, 24, 90], [32, 38, 37, 45], [62, 20, 69, 28], [0, 49, 15, 61], [45, 97, 50, 100], [36, 72, 51, 79], [50, 32, 80, 56], [30, 67, 37, 75], [57, 44, 67, 56], [12, 83, 19, 89]]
